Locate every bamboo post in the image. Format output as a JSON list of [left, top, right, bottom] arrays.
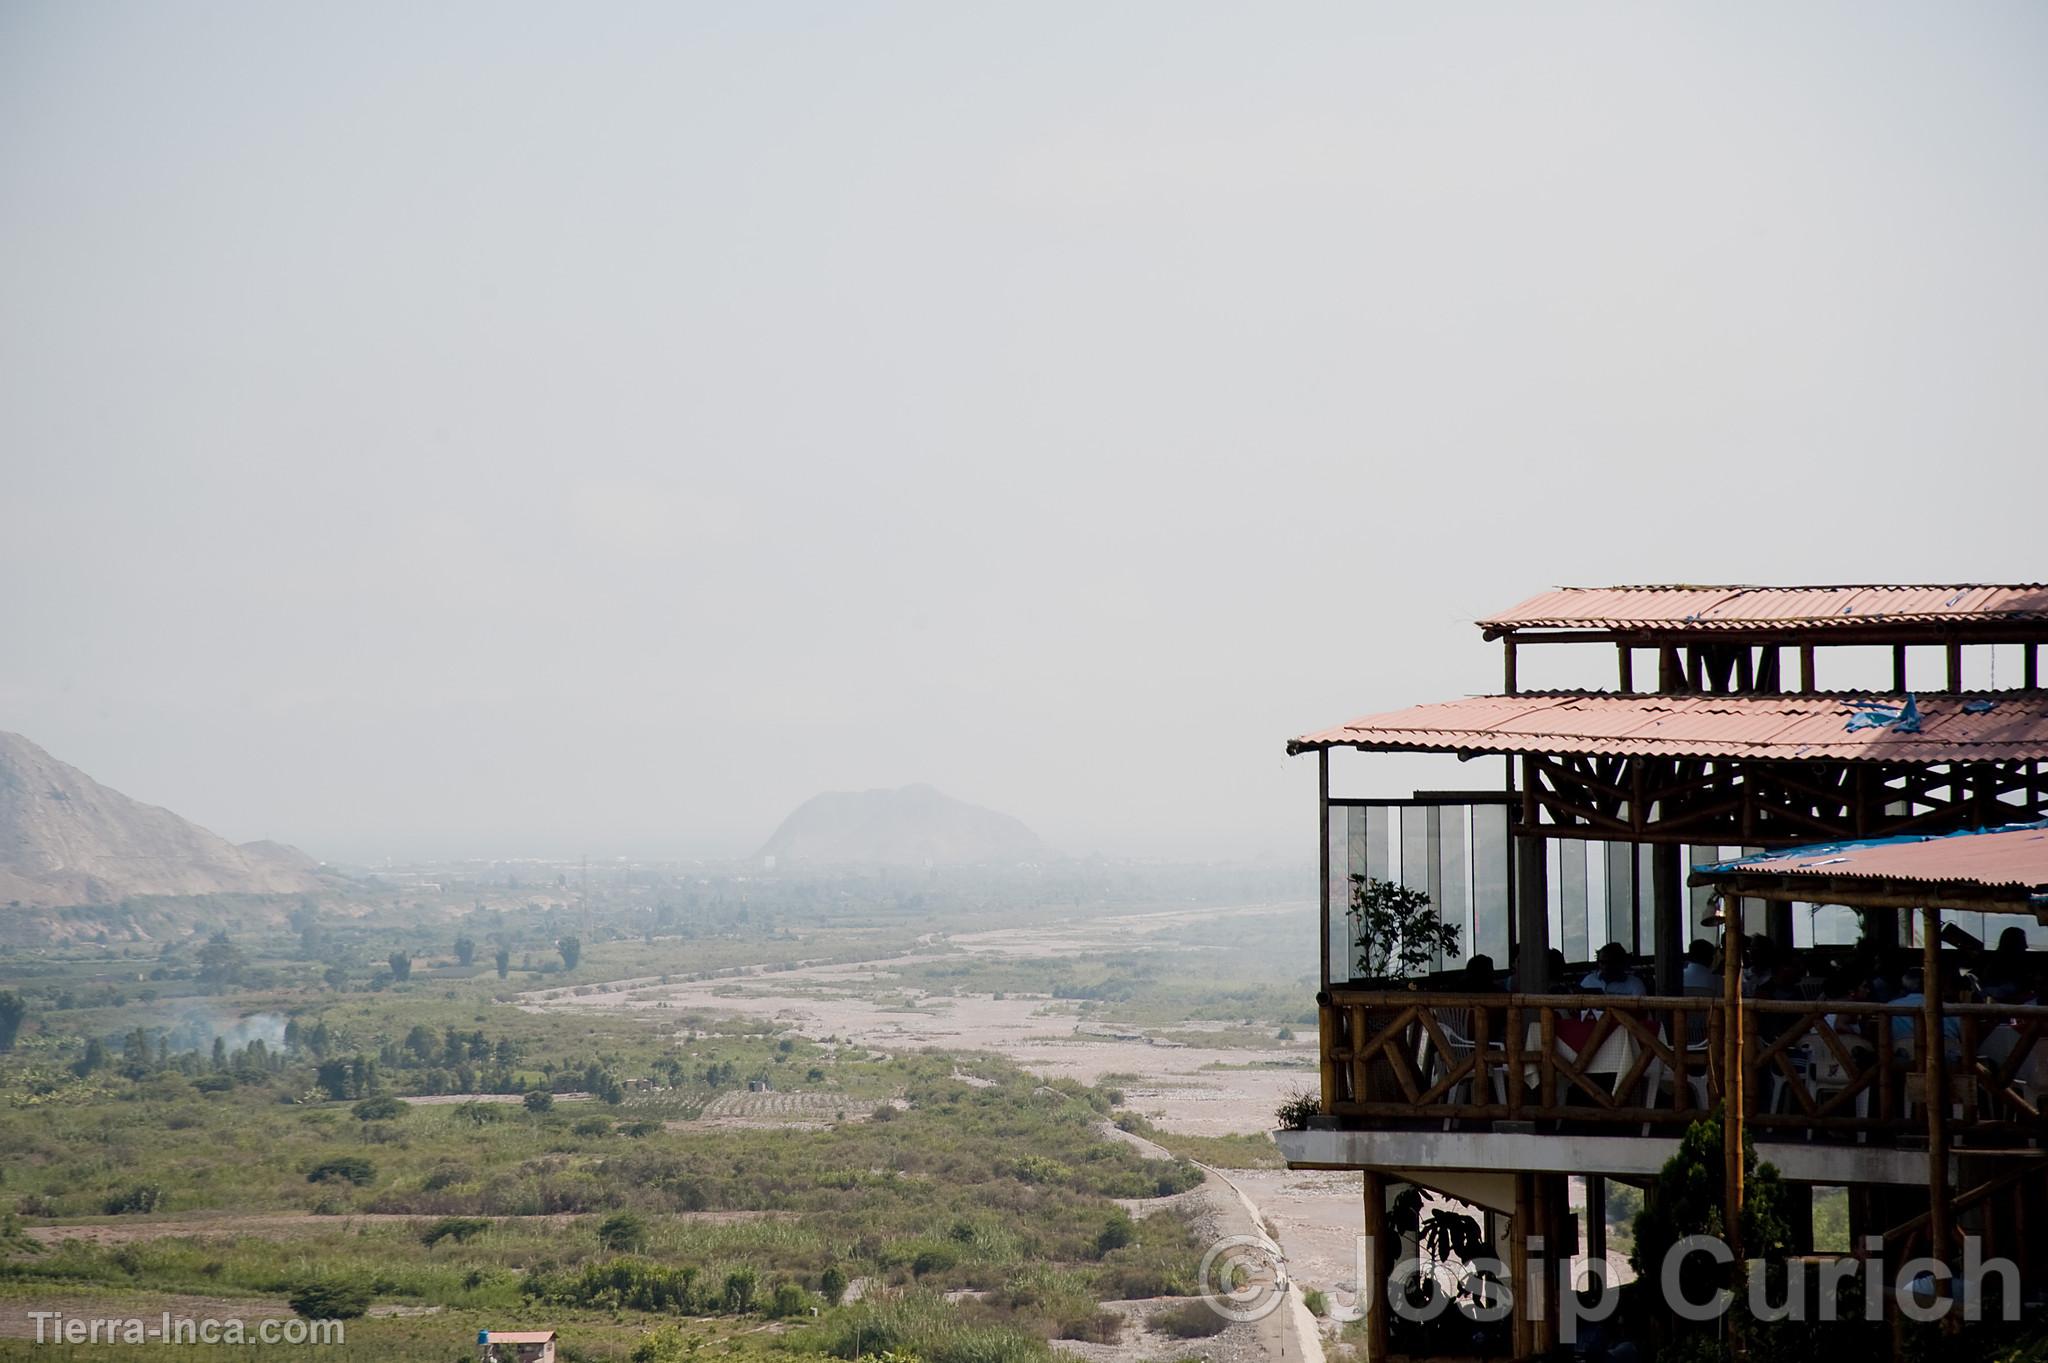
[[1924, 907, 1952, 1278], [1362, 1171, 1390, 1362], [1724, 919, 1745, 1264], [1510, 1174, 1533, 1360]]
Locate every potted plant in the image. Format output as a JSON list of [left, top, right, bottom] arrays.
[[1348, 874, 1462, 985]]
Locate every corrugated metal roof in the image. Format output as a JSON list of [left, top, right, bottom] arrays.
[[1698, 823, 2048, 896], [1479, 584, 2048, 634], [1287, 692, 2048, 762]]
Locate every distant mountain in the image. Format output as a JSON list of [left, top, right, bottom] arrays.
[[0, 730, 321, 911], [758, 784, 1049, 867]]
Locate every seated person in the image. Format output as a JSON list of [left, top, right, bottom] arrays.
[[1579, 942, 1647, 997], [1461, 954, 1507, 1040], [1682, 938, 1719, 993], [1546, 947, 1574, 993], [1982, 926, 2033, 1004], [1752, 959, 1807, 1041], [1741, 934, 1778, 998], [1887, 967, 1964, 1061]]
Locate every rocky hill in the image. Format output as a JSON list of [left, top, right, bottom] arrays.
[[0, 730, 320, 910], [758, 784, 1049, 867]]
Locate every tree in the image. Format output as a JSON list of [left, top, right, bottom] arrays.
[[722, 1267, 759, 1314], [557, 936, 581, 971], [211, 1036, 228, 1070], [523, 1088, 554, 1114], [819, 1264, 848, 1306], [197, 932, 245, 990], [1631, 1116, 1789, 1332], [315, 1058, 353, 1101], [1347, 876, 1461, 981], [454, 936, 476, 967], [596, 1211, 647, 1252], [494, 947, 511, 979], [387, 951, 412, 982], [0, 991, 26, 1051], [72, 1038, 108, 1078]]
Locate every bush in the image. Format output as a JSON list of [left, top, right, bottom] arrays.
[[1011, 1155, 1070, 1185], [421, 1216, 492, 1247], [102, 1186, 164, 1215], [820, 1264, 848, 1305], [767, 1281, 815, 1318], [573, 1116, 613, 1137], [523, 1089, 555, 1113], [1096, 1210, 1137, 1256], [801, 1289, 1052, 1363], [630, 1325, 690, 1363], [1154, 1299, 1229, 1339], [351, 1095, 404, 1121], [910, 1244, 959, 1277], [1303, 1288, 1328, 1316], [306, 1157, 375, 1187], [596, 1212, 648, 1253], [287, 1281, 371, 1319]]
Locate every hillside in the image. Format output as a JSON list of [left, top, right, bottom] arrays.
[[758, 784, 1049, 866], [0, 730, 320, 910]]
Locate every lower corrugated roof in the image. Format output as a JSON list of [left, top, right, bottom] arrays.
[[1697, 823, 2048, 896], [1287, 692, 2048, 762]]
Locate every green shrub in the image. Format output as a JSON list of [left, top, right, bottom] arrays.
[[421, 1216, 492, 1247], [523, 1089, 555, 1113], [767, 1281, 815, 1318], [306, 1157, 375, 1187], [596, 1212, 648, 1252], [351, 1095, 405, 1121], [286, 1281, 371, 1319], [102, 1186, 165, 1215], [1096, 1211, 1136, 1256]]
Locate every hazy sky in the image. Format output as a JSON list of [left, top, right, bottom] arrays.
[[4, 4, 2046, 863]]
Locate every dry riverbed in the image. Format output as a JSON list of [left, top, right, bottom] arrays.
[[526, 904, 1356, 1362]]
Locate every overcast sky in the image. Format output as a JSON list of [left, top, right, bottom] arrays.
[[4, 3, 2046, 864]]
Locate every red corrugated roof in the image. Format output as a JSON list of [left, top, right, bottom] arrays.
[[1287, 692, 2048, 761], [1698, 823, 2048, 895], [1479, 584, 2048, 634]]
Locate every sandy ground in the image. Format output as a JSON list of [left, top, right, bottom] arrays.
[[522, 904, 1318, 1137]]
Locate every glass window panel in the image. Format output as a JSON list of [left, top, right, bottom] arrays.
[[1399, 808, 1442, 973], [1559, 840, 1589, 963], [1606, 842, 1638, 955], [1439, 807, 1472, 969], [1326, 805, 1351, 984], [1472, 804, 1511, 965]]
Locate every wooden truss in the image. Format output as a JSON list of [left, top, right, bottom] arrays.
[[1518, 754, 2048, 848]]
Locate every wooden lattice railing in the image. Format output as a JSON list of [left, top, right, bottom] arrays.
[[1318, 988, 2048, 1148]]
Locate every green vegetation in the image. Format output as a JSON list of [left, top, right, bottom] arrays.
[[0, 865, 1312, 1360]]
